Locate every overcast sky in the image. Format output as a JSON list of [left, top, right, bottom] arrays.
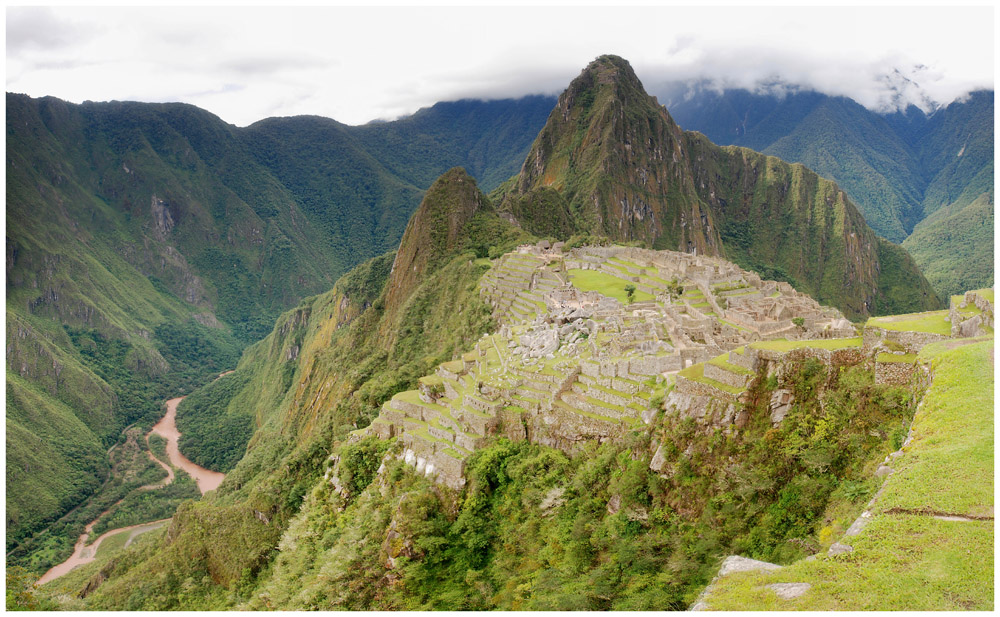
[[6, 4, 995, 126]]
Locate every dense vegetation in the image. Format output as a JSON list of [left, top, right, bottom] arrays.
[[902, 190, 995, 297], [89, 469, 200, 538], [665, 86, 994, 298], [6, 92, 549, 566], [176, 372, 255, 473], [700, 338, 993, 610], [63, 351, 915, 610], [8, 426, 167, 574]]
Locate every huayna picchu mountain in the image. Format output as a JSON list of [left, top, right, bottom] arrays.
[[496, 55, 940, 318]]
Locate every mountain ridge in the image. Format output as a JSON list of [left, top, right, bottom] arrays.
[[499, 55, 939, 318]]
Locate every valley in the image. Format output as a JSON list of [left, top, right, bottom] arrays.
[[7, 53, 993, 611], [35, 389, 226, 586]]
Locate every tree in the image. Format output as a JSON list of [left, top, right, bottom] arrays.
[[624, 284, 636, 304]]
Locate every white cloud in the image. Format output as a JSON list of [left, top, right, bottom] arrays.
[[5, 5, 994, 126]]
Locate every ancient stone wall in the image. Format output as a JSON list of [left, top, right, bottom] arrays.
[[875, 359, 918, 386], [863, 326, 947, 353]]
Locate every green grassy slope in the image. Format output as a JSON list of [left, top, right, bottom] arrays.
[[699, 337, 993, 610], [902, 191, 994, 298]]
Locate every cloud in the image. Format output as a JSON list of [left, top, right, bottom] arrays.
[[5, 7, 97, 54], [4, 6, 993, 126]]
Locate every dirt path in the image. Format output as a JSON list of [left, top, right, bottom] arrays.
[[122, 519, 170, 549], [36, 518, 171, 585]]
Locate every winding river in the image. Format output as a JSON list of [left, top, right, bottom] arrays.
[[37, 393, 225, 585]]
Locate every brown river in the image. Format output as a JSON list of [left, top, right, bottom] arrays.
[[37, 394, 225, 585]]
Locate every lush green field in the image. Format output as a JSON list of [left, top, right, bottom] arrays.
[[701, 338, 993, 610], [866, 310, 951, 336], [567, 269, 655, 303]]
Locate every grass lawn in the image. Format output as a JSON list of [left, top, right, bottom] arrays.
[[749, 337, 862, 352], [677, 362, 746, 395], [866, 310, 951, 336], [94, 528, 131, 558], [567, 269, 654, 304], [699, 337, 994, 610], [707, 353, 754, 375]]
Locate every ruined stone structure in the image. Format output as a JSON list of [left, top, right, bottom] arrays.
[[357, 245, 853, 489], [354, 245, 986, 491], [949, 289, 994, 338]]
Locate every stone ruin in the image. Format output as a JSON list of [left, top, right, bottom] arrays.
[[352, 244, 864, 490]]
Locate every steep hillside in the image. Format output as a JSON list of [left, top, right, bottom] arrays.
[[663, 85, 994, 297], [694, 336, 993, 610], [902, 191, 995, 297], [499, 56, 938, 318], [352, 96, 557, 191], [28, 171, 531, 608], [5, 92, 548, 566]]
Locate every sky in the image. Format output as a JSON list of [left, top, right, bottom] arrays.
[[5, 4, 996, 127]]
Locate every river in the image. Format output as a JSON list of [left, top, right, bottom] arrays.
[[37, 392, 225, 585], [151, 398, 225, 494]]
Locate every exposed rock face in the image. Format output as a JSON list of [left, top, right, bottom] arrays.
[[505, 55, 721, 253], [690, 555, 783, 611], [949, 289, 994, 337], [150, 195, 175, 237], [769, 389, 794, 425]]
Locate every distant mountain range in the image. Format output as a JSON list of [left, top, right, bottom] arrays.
[[5, 92, 551, 561]]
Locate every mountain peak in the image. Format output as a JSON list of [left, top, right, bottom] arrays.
[[562, 54, 653, 112], [381, 168, 489, 326], [504, 54, 714, 252]]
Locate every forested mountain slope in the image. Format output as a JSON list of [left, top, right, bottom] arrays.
[[663, 86, 994, 297], [5, 92, 549, 564]]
